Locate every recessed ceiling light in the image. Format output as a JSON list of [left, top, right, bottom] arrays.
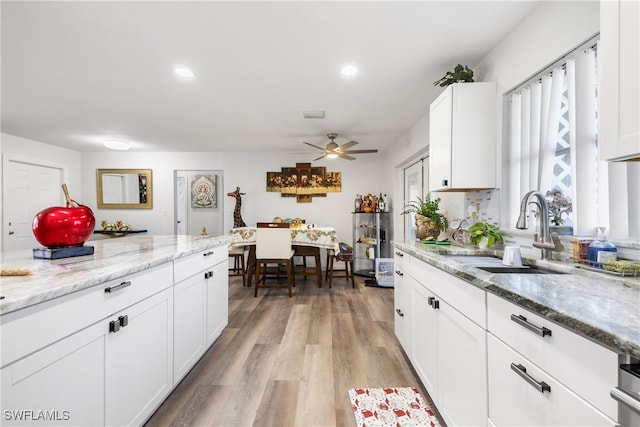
[[103, 140, 130, 150], [341, 65, 358, 76], [174, 66, 195, 79]]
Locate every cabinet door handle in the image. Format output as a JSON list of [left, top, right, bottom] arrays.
[[118, 315, 129, 328], [432, 300, 439, 310], [203, 251, 214, 257], [395, 251, 404, 257], [109, 319, 120, 333], [104, 280, 132, 294], [510, 314, 552, 337], [442, 179, 448, 187], [395, 270, 404, 277], [510, 363, 551, 393], [395, 309, 404, 317], [428, 296, 435, 306]]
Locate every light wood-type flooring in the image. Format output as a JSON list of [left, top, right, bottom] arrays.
[[145, 272, 444, 427]]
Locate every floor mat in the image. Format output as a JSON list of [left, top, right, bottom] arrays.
[[348, 387, 440, 427]]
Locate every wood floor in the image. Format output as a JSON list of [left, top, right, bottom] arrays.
[[145, 273, 444, 427]]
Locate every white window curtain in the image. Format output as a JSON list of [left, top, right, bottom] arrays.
[[508, 68, 565, 228]]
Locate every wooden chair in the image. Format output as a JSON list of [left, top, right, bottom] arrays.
[[326, 242, 355, 288], [228, 245, 246, 286], [293, 245, 323, 287], [254, 222, 295, 297]]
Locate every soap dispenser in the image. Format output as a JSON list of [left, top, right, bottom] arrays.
[[588, 227, 617, 268]]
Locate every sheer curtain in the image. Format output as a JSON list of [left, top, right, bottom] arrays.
[[508, 68, 565, 228]]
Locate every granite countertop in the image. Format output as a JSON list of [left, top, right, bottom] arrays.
[[0, 235, 231, 315], [392, 241, 640, 359]]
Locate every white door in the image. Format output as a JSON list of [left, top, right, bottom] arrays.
[[3, 158, 64, 251], [403, 160, 426, 242]]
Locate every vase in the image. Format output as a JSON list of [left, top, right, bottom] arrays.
[[477, 236, 489, 249], [414, 214, 440, 240]]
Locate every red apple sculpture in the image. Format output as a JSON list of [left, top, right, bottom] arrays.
[[32, 184, 96, 248]]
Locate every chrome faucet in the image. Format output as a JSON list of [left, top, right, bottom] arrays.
[[516, 191, 564, 260]]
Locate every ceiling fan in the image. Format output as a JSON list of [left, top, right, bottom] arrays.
[[302, 133, 378, 161]]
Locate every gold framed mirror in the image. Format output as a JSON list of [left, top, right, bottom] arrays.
[[96, 169, 153, 209]]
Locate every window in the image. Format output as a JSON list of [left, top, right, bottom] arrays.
[[506, 37, 601, 236]]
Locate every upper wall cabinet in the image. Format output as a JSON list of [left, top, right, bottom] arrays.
[[599, 0, 640, 161], [428, 82, 497, 192]]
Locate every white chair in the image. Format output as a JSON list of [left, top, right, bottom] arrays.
[[254, 222, 295, 297]]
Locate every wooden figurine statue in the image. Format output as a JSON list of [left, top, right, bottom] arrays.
[[227, 187, 246, 228]]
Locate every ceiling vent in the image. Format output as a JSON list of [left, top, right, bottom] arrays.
[[302, 110, 325, 119]]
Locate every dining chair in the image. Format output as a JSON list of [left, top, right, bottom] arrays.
[[326, 242, 355, 288], [228, 245, 246, 286], [254, 222, 295, 297]]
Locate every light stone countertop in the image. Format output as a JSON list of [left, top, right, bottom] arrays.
[[0, 235, 231, 316], [392, 241, 640, 359]]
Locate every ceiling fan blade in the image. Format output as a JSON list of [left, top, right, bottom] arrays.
[[313, 154, 327, 161], [342, 149, 378, 154], [339, 140, 359, 151], [302, 141, 327, 151], [338, 153, 356, 160]]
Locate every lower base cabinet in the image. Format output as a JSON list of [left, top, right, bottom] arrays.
[[487, 334, 615, 427]]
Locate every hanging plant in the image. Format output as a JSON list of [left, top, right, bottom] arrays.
[[433, 64, 475, 87]]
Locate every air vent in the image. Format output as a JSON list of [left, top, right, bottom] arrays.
[[302, 110, 325, 119]]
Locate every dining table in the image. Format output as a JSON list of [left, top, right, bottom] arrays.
[[228, 226, 340, 287]]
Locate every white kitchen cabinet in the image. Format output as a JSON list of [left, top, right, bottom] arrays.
[[409, 259, 487, 426], [173, 247, 228, 383], [429, 82, 497, 191], [0, 322, 105, 426], [487, 334, 615, 427], [206, 259, 229, 346], [393, 249, 412, 354], [599, 0, 640, 161], [487, 293, 618, 422], [105, 287, 174, 427]]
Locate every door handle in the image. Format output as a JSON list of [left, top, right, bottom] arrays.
[[8, 231, 14, 235], [104, 281, 132, 293], [395, 270, 403, 277], [395, 251, 404, 257]]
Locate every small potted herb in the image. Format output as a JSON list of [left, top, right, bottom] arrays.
[[468, 221, 503, 249]]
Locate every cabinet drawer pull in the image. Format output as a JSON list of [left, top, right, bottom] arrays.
[[510, 363, 551, 393], [203, 251, 214, 257], [395, 251, 404, 257], [510, 314, 552, 337], [104, 280, 132, 294], [442, 179, 448, 187], [395, 309, 404, 317], [109, 319, 120, 333], [118, 315, 129, 328], [395, 270, 404, 277]]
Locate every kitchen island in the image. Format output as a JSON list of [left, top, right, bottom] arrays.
[[0, 235, 230, 426], [392, 240, 639, 427]]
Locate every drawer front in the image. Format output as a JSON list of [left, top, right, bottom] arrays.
[[1, 263, 173, 368], [412, 258, 485, 328], [393, 249, 408, 273], [174, 246, 227, 283], [488, 334, 615, 427], [487, 293, 618, 420]]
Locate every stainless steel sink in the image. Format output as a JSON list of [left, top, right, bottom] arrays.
[[476, 265, 566, 275], [444, 255, 566, 275]]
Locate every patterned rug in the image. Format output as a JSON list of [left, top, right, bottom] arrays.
[[348, 387, 441, 427]]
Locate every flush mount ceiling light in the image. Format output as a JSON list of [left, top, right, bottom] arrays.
[[174, 66, 195, 79], [103, 140, 130, 150], [302, 110, 326, 119], [340, 65, 358, 76]]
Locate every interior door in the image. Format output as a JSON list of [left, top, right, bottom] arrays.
[[403, 160, 427, 242], [3, 158, 64, 251]]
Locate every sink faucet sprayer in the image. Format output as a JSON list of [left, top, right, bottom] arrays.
[[516, 191, 564, 260]]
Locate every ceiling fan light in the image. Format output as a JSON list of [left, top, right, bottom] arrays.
[[326, 153, 339, 159]]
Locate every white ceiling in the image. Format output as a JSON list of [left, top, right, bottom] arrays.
[[1, 1, 538, 154]]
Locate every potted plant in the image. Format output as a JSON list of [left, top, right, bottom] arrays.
[[468, 221, 503, 249], [433, 64, 475, 87], [545, 189, 573, 235], [401, 196, 448, 240]]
